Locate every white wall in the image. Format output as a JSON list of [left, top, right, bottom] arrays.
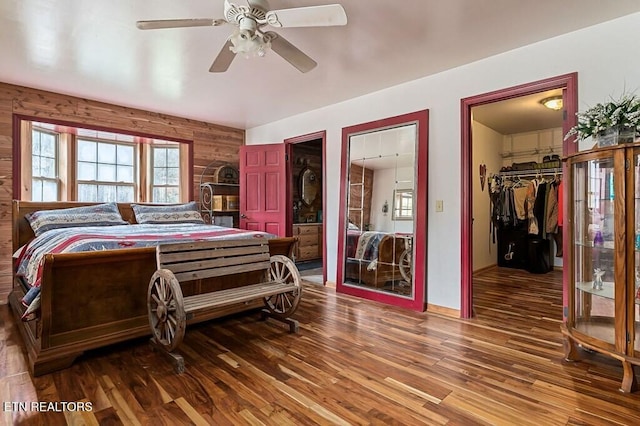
[[471, 121, 502, 271], [246, 13, 640, 310], [501, 128, 564, 168], [370, 166, 414, 233]]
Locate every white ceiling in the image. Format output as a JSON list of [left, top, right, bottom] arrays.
[[2, 1, 640, 130], [473, 89, 564, 135]]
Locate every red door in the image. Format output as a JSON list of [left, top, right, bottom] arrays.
[[239, 144, 287, 236]]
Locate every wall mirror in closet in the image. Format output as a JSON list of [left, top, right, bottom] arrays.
[[336, 110, 428, 311]]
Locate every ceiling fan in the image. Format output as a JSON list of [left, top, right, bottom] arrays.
[[136, 0, 347, 73]]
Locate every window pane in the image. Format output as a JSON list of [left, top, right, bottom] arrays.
[[97, 184, 117, 202], [42, 180, 58, 201], [41, 158, 56, 178], [167, 149, 179, 167], [32, 131, 41, 154], [32, 157, 41, 176], [153, 187, 165, 202], [117, 186, 134, 202], [166, 187, 179, 203], [32, 179, 43, 201], [117, 145, 134, 166], [78, 162, 97, 180], [117, 165, 134, 182], [98, 164, 116, 181], [41, 133, 56, 156], [78, 184, 98, 201], [154, 168, 167, 185], [154, 148, 167, 167], [167, 167, 179, 185], [98, 143, 116, 163], [78, 140, 97, 161]]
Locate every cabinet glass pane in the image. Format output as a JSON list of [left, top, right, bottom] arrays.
[[572, 157, 615, 345]]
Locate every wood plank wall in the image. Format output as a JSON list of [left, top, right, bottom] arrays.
[[0, 82, 245, 301], [348, 163, 373, 229]]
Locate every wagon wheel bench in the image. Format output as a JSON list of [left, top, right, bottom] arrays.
[[147, 238, 302, 373]]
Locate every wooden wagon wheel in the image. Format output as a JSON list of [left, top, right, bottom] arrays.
[[264, 255, 302, 319], [399, 249, 412, 282], [148, 269, 186, 352]]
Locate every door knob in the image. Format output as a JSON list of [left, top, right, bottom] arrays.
[[240, 213, 247, 218]]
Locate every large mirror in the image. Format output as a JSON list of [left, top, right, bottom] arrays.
[[337, 110, 427, 310]]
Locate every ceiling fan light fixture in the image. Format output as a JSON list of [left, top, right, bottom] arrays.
[[540, 96, 563, 111], [229, 30, 270, 58]]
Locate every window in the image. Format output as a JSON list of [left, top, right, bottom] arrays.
[[392, 189, 413, 220], [152, 146, 180, 203], [31, 128, 59, 201], [77, 139, 136, 202], [21, 121, 189, 203]]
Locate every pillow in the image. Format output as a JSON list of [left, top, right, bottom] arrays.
[[26, 203, 128, 236], [131, 202, 204, 224], [348, 221, 359, 230]]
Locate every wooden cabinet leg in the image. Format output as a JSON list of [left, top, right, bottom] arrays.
[[563, 337, 582, 361], [619, 361, 638, 393]]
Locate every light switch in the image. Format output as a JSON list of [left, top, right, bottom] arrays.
[[436, 200, 444, 212]]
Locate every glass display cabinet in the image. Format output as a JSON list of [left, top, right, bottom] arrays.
[[562, 144, 640, 393]]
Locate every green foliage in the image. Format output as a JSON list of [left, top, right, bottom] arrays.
[[565, 93, 640, 141]]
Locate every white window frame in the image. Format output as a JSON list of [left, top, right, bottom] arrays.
[[392, 189, 414, 220], [30, 126, 60, 201]]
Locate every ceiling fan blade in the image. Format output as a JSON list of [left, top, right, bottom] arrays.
[[266, 4, 347, 28], [268, 33, 317, 73], [136, 18, 225, 30], [209, 39, 236, 73]]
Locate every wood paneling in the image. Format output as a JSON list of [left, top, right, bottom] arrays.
[[2, 268, 640, 424], [348, 163, 373, 229], [0, 82, 245, 301]]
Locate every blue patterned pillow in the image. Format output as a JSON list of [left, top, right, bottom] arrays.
[[131, 202, 204, 224], [26, 203, 128, 236]]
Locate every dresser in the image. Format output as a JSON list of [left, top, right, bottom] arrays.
[[293, 223, 323, 261]]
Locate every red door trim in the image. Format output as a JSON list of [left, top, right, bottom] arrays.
[[460, 72, 578, 318]]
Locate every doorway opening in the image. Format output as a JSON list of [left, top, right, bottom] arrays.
[[286, 131, 326, 286], [461, 73, 578, 319]]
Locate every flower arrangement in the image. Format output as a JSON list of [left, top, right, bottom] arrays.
[[565, 92, 640, 142]]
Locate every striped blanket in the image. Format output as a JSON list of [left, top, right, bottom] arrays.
[[15, 223, 275, 320]]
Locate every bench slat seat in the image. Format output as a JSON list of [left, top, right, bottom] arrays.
[[183, 281, 296, 313]]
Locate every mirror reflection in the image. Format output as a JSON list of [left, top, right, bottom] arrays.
[[344, 124, 416, 297], [299, 166, 319, 206]]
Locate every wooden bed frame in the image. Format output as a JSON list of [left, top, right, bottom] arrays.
[[345, 234, 408, 288], [9, 200, 297, 376]]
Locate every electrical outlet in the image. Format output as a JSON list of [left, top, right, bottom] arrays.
[[436, 200, 444, 212]]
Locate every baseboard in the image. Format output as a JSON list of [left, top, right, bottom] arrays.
[[426, 303, 460, 318]]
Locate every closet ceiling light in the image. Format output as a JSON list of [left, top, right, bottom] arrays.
[[540, 96, 563, 111]]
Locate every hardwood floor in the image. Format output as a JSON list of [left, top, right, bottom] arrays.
[[1, 267, 639, 425]]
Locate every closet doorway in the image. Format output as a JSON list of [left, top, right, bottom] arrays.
[[285, 131, 326, 286], [461, 73, 578, 319]]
